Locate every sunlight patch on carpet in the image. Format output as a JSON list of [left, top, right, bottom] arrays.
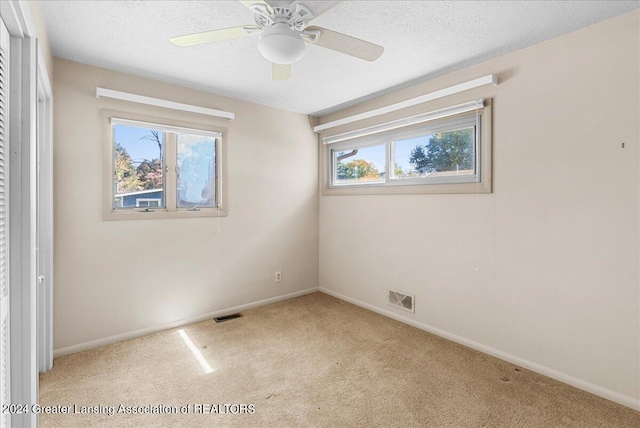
[[177, 329, 214, 374]]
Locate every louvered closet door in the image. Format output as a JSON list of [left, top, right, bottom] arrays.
[[0, 16, 11, 428]]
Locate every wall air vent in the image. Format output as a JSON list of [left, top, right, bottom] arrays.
[[388, 290, 415, 313]]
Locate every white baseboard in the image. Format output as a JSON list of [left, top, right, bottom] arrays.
[[53, 287, 319, 358], [319, 287, 640, 412]]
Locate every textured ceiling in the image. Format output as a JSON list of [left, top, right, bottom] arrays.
[[41, 0, 638, 115]]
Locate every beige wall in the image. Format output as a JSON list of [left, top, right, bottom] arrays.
[[318, 10, 640, 407], [53, 58, 318, 350]]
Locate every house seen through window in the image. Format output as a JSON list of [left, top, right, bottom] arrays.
[[106, 115, 223, 218], [113, 125, 166, 209]]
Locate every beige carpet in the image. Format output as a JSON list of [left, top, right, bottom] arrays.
[[40, 292, 640, 427]]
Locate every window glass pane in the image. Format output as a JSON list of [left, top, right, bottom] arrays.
[[113, 125, 164, 209], [393, 127, 475, 179], [334, 144, 386, 185], [177, 133, 216, 208]]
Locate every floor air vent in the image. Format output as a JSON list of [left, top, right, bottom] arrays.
[[388, 290, 415, 313], [214, 313, 243, 323]]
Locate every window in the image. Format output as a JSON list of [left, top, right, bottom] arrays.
[[323, 100, 492, 195], [102, 111, 226, 220]]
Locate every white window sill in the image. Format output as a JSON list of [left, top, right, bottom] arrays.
[[103, 208, 228, 221]]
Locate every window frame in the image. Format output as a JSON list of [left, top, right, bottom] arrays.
[[101, 110, 227, 220], [321, 99, 492, 195]]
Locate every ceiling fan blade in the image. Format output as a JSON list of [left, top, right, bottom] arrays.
[[272, 63, 291, 81], [305, 26, 383, 61], [170, 26, 258, 47]]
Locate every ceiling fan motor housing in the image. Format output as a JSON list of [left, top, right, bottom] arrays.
[[258, 23, 306, 64]]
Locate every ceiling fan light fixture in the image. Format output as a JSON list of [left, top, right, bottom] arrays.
[[258, 24, 306, 65]]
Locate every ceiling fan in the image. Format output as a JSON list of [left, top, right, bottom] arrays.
[[169, 0, 384, 80]]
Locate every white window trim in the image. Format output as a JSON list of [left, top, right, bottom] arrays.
[[321, 99, 492, 195], [96, 87, 235, 120], [313, 75, 497, 132], [101, 110, 227, 220]]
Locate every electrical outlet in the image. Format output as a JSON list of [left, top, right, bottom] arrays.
[[275, 271, 282, 282]]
